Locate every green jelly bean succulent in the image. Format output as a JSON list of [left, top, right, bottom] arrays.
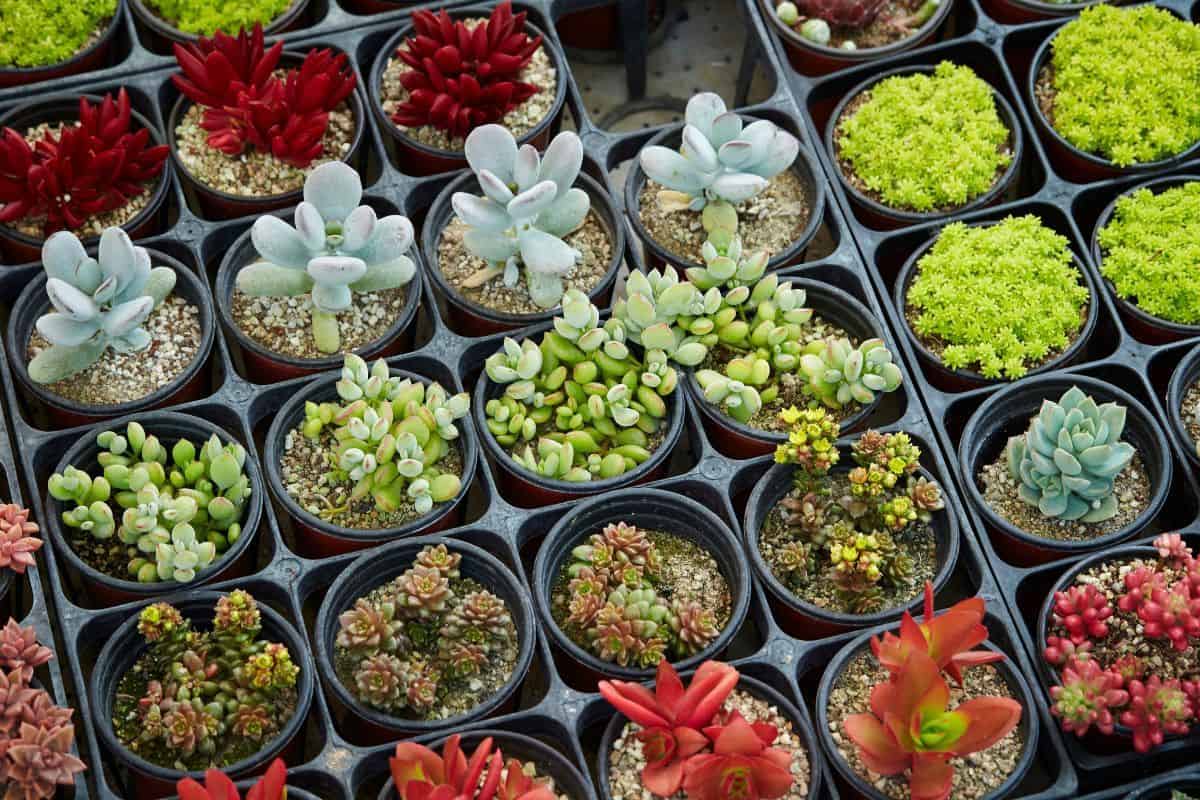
[[48, 422, 251, 584]]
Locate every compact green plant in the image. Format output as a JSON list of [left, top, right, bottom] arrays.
[[907, 216, 1089, 379], [1097, 181, 1200, 325], [836, 61, 1011, 212], [0, 0, 116, 68], [1048, 5, 1200, 167], [144, 0, 293, 36]]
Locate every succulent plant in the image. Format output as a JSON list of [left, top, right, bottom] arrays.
[[176, 758, 289, 800], [1051, 658, 1129, 737], [776, 0, 941, 46], [390, 735, 557, 800], [1006, 386, 1135, 523], [0, 504, 42, 576], [798, 337, 902, 409], [452, 126, 590, 309], [239, 163, 417, 354], [1121, 676, 1194, 753]]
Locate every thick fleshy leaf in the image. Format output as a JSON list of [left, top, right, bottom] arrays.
[[352, 257, 416, 292], [312, 283, 353, 312], [101, 297, 153, 336], [236, 261, 314, 296], [342, 205, 378, 252], [464, 229, 519, 262], [598, 680, 670, 729], [507, 180, 558, 220], [513, 144, 540, 191], [144, 267, 177, 307], [45, 278, 98, 321], [536, 187, 589, 237], [640, 146, 708, 195], [710, 172, 769, 204], [909, 756, 954, 800], [390, 742, 446, 791], [526, 271, 565, 309], [947, 697, 1022, 756], [27, 340, 106, 384], [709, 111, 743, 147], [308, 256, 367, 288], [717, 140, 755, 170], [36, 314, 100, 347], [355, 215, 415, 265], [303, 161, 362, 221], [478, 169, 515, 205], [453, 193, 512, 232], [42, 231, 96, 290], [682, 125, 719, 173], [746, 129, 799, 179], [253, 215, 314, 270], [684, 92, 727, 139], [518, 228, 578, 275], [540, 132, 584, 197], [641, 757, 684, 797], [465, 124, 517, 184], [295, 202, 327, 252], [844, 714, 909, 775], [98, 227, 139, 294], [675, 660, 739, 728]]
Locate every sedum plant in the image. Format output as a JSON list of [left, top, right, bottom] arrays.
[[1006, 386, 1134, 523], [240, 162, 418, 354], [30, 226, 177, 385], [0, 0, 116, 68], [390, 734, 556, 800], [48, 421, 251, 584], [145, 0, 292, 36], [452, 125, 589, 309]]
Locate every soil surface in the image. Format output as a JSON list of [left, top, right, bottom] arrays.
[[1182, 383, 1200, 454]]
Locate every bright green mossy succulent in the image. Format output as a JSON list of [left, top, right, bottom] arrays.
[[907, 216, 1090, 380], [836, 61, 1012, 212], [0, 0, 115, 68], [1097, 181, 1200, 325], [145, 0, 293, 36], [1048, 5, 1200, 167]]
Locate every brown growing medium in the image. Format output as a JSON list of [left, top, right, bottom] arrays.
[[1182, 382, 1200, 452]]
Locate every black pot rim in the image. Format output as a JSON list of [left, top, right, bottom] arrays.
[[1004, 0, 1105, 12], [313, 535, 536, 735], [129, 0, 309, 44], [422, 169, 625, 328], [894, 219, 1100, 385], [531, 487, 752, 681], [757, 0, 952, 59], [825, 63, 1025, 225], [214, 219, 424, 373], [596, 672, 823, 800], [0, 94, 172, 253], [624, 117, 827, 272], [264, 366, 479, 543], [816, 630, 1039, 800], [166, 50, 368, 208], [1124, 771, 1200, 799], [42, 410, 265, 596], [1166, 342, 1200, 471], [90, 589, 316, 783], [0, 2, 120, 78], [1090, 173, 1200, 339], [369, 13, 568, 161], [4, 248, 216, 418], [168, 780, 320, 800], [957, 372, 1173, 554]]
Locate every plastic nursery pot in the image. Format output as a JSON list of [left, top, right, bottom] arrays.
[[214, 224, 423, 383], [0, 96, 172, 265], [90, 590, 315, 798], [369, 13, 568, 177], [1125, 773, 1200, 800], [816, 631, 1038, 800], [314, 536, 536, 743], [0, 3, 122, 89], [825, 65, 1024, 231], [341, 0, 418, 13], [41, 411, 265, 606], [129, 0, 310, 50], [532, 488, 752, 687], [978, 0, 1101, 24], [597, 672, 823, 800], [555, 0, 665, 52], [957, 373, 1173, 567], [1165, 343, 1200, 472], [756, 0, 953, 76], [894, 223, 1100, 392], [263, 368, 478, 558], [5, 250, 216, 429], [743, 455, 960, 640], [1090, 174, 1200, 345], [167, 52, 368, 221], [683, 278, 886, 459], [1027, 30, 1200, 183], [171, 785, 320, 800], [377, 729, 593, 800], [625, 121, 826, 273], [472, 363, 684, 507], [422, 170, 625, 336]]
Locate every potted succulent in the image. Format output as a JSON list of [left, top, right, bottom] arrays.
[[0, 504, 42, 609], [215, 162, 421, 382], [958, 377, 1172, 566], [628, 91, 823, 272], [819, 589, 1036, 800], [0, 0, 120, 88], [1166, 344, 1200, 472], [1093, 176, 1200, 343], [1028, 5, 1200, 182], [532, 488, 751, 683], [896, 215, 1096, 389], [976, 0, 1112, 25], [1038, 534, 1200, 754], [174, 758, 322, 800], [0, 88, 171, 263], [91, 591, 313, 796], [422, 125, 624, 335], [130, 0, 309, 50], [598, 659, 820, 800], [168, 25, 363, 219], [6, 226, 215, 427], [315, 537, 535, 742], [474, 290, 686, 505], [370, 2, 568, 176], [264, 354, 477, 558]]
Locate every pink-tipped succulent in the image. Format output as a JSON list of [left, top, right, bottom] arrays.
[[1120, 676, 1195, 753], [0, 505, 40, 576], [1052, 584, 1113, 645], [1154, 533, 1193, 564], [0, 621, 53, 682], [1136, 580, 1200, 651], [1050, 658, 1129, 737], [1042, 635, 1091, 667], [1118, 566, 1166, 614]]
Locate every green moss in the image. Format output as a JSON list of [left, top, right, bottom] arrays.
[[836, 61, 1012, 213], [1097, 181, 1200, 325], [907, 215, 1089, 379], [0, 0, 116, 68], [146, 0, 293, 36], [1049, 5, 1200, 166]]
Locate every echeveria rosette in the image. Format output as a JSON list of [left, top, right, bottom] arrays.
[[240, 162, 417, 354], [31, 226, 177, 385], [453, 125, 590, 309]]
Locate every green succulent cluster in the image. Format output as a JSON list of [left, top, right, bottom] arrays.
[[117, 591, 299, 770], [1097, 181, 1200, 325], [334, 544, 516, 719], [48, 422, 251, 584], [907, 216, 1090, 379], [145, 0, 293, 36], [836, 61, 1012, 212], [772, 411, 944, 613], [0, 0, 115, 68], [1048, 6, 1200, 167], [300, 355, 468, 520]]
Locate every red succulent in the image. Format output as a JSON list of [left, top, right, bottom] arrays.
[[391, 2, 542, 139], [1153, 533, 1193, 564], [1119, 676, 1194, 753], [1042, 635, 1091, 667], [176, 758, 288, 800], [1136, 580, 1200, 651], [1118, 566, 1166, 614], [0, 505, 40, 576], [172, 24, 284, 109], [1049, 658, 1129, 737], [389, 735, 554, 800], [681, 711, 793, 800], [1052, 584, 1113, 644], [0, 621, 53, 682]]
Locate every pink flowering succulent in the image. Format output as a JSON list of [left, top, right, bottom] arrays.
[[1052, 584, 1112, 644], [1049, 658, 1128, 736], [0, 504, 41, 576]]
